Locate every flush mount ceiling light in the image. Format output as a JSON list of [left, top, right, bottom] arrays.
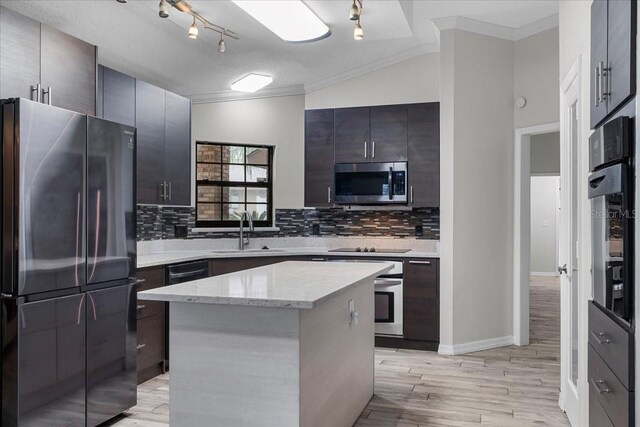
[[188, 16, 199, 39], [230, 74, 273, 93], [232, 0, 330, 43], [117, 0, 238, 53]]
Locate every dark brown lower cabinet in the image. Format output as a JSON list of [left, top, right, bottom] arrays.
[[136, 266, 166, 384], [403, 258, 439, 342], [210, 256, 304, 276]]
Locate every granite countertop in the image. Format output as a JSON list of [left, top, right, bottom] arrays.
[[138, 261, 393, 309], [137, 246, 440, 269]]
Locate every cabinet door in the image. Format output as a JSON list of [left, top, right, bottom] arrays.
[[0, 7, 41, 100], [403, 259, 439, 342], [334, 107, 370, 163], [99, 66, 136, 127], [408, 103, 440, 207], [305, 109, 334, 207], [164, 91, 191, 206], [370, 105, 408, 162], [40, 24, 96, 115], [136, 80, 166, 204], [606, 0, 636, 115], [590, 0, 609, 129]]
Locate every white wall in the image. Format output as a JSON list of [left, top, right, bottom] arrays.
[[531, 132, 561, 175], [439, 29, 515, 349], [191, 95, 305, 209], [514, 28, 560, 129], [304, 53, 440, 109], [530, 176, 559, 274]]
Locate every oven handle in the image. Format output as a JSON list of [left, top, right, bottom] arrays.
[[587, 164, 624, 199], [375, 278, 403, 287]]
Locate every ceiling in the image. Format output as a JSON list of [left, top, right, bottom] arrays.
[[0, 0, 559, 101]]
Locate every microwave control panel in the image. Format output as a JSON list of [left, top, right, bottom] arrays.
[[392, 171, 406, 195]]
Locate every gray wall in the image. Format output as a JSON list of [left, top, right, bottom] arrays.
[[531, 132, 560, 175], [530, 176, 559, 274]]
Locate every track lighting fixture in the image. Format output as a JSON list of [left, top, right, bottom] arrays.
[[159, 0, 170, 18], [218, 33, 226, 53], [354, 19, 363, 40], [116, 0, 127, 3], [188, 17, 199, 39], [349, 0, 360, 21]]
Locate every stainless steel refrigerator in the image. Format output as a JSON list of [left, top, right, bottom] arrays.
[[0, 98, 137, 426]]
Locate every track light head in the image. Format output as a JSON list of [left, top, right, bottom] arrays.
[[354, 20, 363, 40], [349, 1, 360, 21], [116, 0, 127, 3], [218, 33, 226, 53], [188, 18, 199, 39], [159, 0, 170, 18]]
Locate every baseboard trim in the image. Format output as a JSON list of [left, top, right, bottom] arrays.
[[438, 335, 514, 355], [531, 272, 559, 277]]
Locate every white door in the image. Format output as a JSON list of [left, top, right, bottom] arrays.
[[559, 66, 581, 426]]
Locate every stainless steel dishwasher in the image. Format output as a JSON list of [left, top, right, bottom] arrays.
[[165, 260, 210, 367]]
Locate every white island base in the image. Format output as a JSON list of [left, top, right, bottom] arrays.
[[140, 261, 391, 427]]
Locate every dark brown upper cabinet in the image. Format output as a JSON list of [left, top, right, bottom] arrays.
[[134, 80, 192, 206], [164, 91, 191, 206], [97, 65, 136, 127], [0, 7, 96, 115], [0, 7, 41, 101], [334, 107, 371, 163], [305, 109, 335, 207], [370, 105, 408, 162], [408, 103, 440, 208], [136, 81, 167, 205], [590, 0, 636, 129]]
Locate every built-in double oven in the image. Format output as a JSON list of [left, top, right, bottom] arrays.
[[588, 115, 634, 324]]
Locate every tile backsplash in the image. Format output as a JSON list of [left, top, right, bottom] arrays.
[[137, 205, 439, 241]]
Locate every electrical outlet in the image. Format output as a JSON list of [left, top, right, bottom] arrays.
[[311, 223, 320, 236], [415, 224, 424, 237], [175, 225, 188, 238], [348, 299, 358, 326]]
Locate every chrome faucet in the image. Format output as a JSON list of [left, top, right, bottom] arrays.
[[239, 211, 254, 250]]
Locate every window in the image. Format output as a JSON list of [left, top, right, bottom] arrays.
[[196, 142, 274, 228]]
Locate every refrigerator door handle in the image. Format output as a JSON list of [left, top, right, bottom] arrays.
[[88, 190, 101, 283]]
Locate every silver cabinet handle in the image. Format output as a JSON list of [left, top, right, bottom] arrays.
[[602, 63, 611, 101], [364, 141, 368, 159], [311, 258, 326, 261], [590, 331, 610, 345], [408, 260, 431, 265], [410, 185, 414, 204], [42, 87, 52, 105], [327, 187, 331, 204], [136, 278, 146, 284], [137, 344, 146, 350], [136, 304, 146, 310], [168, 181, 172, 201], [594, 64, 601, 107], [31, 83, 41, 102], [589, 378, 610, 394], [160, 182, 165, 200], [372, 141, 375, 158]]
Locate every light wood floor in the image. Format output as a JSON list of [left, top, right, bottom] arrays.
[[108, 276, 569, 427]]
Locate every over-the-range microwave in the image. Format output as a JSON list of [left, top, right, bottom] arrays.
[[334, 162, 407, 205]]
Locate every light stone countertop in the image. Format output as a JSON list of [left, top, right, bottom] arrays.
[[138, 261, 393, 309], [137, 246, 439, 269]]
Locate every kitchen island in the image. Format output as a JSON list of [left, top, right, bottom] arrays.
[[138, 260, 392, 427]]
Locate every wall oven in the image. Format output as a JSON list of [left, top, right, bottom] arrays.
[[588, 115, 634, 325], [334, 162, 407, 204]]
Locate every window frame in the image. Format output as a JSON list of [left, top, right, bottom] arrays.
[[195, 141, 274, 228]]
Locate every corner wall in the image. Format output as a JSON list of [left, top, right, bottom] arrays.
[[439, 29, 515, 350]]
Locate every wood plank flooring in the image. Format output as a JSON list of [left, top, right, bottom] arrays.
[[107, 276, 569, 427]]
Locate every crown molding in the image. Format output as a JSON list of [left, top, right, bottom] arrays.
[[432, 14, 558, 42], [304, 43, 440, 94], [189, 85, 305, 104]]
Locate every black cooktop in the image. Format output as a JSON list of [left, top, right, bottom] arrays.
[[328, 247, 410, 254]]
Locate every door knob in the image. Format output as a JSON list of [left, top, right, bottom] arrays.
[[557, 264, 568, 274]]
